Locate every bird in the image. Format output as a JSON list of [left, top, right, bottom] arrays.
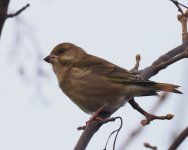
[[43, 43, 182, 118]]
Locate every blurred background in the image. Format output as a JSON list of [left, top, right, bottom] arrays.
[[0, 0, 187, 149]]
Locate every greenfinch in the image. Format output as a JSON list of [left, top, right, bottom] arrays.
[[44, 43, 181, 117]]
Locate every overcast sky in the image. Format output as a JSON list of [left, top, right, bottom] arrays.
[[0, 0, 188, 150]]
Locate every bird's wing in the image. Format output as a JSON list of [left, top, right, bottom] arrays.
[[75, 54, 182, 95], [76, 54, 139, 82]]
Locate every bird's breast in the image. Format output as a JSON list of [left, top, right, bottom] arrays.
[[58, 69, 126, 114]]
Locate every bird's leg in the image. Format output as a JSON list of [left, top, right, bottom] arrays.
[[78, 106, 113, 130], [86, 106, 105, 124]]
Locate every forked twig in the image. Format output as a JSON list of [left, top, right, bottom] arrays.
[[170, 0, 188, 15], [74, 4, 188, 150], [129, 99, 173, 126], [119, 93, 169, 149], [6, 3, 30, 18]]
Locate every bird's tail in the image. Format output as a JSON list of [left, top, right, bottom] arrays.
[[153, 83, 182, 94], [126, 81, 182, 97]]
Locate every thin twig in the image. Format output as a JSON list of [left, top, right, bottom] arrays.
[[139, 42, 188, 79], [119, 93, 168, 149], [129, 54, 175, 126], [6, 3, 30, 18], [175, 1, 188, 9], [170, 0, 184, 15], [144, 142, 157, 150], [130, 54, 143, 75], [177, 10, 188, 43], [77, 116, 119, 131], [155, 47, 188, 71], [129, 46, 188, 125], [168, 126, 188, 150], [129, 99, 174, 126], [74, 6, 188, 150], [0, 0, 10, 38]]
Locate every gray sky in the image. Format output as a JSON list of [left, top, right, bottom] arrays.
[[0, 0, 188, 149]]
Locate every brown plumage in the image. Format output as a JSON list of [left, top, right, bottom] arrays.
[[44, 43, 182, 117]]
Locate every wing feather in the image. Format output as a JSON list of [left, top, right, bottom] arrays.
[[75, 54, 139, 82]]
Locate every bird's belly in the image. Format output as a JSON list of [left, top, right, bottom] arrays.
[[60, 78, 126, 114]]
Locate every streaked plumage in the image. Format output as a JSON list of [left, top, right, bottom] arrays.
[[44, 43, 181, 117]]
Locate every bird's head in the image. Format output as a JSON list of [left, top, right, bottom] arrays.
[[43, 43, 86, 66]]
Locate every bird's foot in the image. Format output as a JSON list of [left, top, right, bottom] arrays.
[[85, 106, 106, 125], [77, 106, 115, 130], [77, 117, 118, 131], [89, 106, 105, 121]]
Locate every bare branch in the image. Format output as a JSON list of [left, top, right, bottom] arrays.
[[144, 142, 157, 150], [128, 44, 188, 125], [75, 42, 188, 150], [177, 10, 188, 43], [129, 99, 173, 126], [77, 116, 120, 131], [130, 54, 143, 75], [74, 121, 102, 150], [74, 6, 188, 150], [76, 116, 122, 150], [139, 42, 188, 79], [0, 0, 10, 38], [0, 2, 30, 38], [169, 126, 188, 150], [178, 2, 188, 9], [119, 93, 168, 149], [6, 3, 30, 18], [170, 0, 184, 15]]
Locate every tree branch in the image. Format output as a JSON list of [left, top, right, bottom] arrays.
[[139, 42, 188, 79], [128, 9, 188, 126], [170, 0, 184, 15], [144, 142, 157, 150], [178, 9, 188, 43], [129, 99, 173, 126], [74, 121, 102, 150], [119, 93, 169, 149], [0, 1, 30, 38], [0, 0, 10, 38], [74, 38, 188, 150], [6, 3, 30, 18], [168, 126, 188, 150], [74, 8, 188, 150]]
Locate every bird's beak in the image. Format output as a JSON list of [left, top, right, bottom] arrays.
[[43, 55, 51, 63], [43, 55, 58, 64]]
